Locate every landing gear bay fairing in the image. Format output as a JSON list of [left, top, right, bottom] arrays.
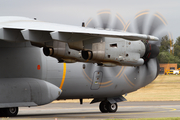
[[0, 11, 163, 116]]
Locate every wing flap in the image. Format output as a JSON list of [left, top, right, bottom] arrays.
[[0, 28, 24, 42], [0, 16, 159, 44], [21, 29, 52, 42]]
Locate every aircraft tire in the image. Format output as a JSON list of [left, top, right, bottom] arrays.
[[0, 108, 6, 117], [106, 102, 118, 113], [3, 107, 18, 117], [99, 101, 108, 113]]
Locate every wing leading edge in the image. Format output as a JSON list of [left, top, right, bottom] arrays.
[[0, 16, 159, 44]]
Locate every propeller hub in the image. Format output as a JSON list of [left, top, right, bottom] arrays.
[[142, 43, 159, 62]]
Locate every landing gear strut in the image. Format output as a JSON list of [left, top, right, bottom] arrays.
[[99, 101, 118, 113], [0, 107, 18, 117]]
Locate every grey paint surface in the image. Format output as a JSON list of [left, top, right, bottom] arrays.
[[0, 17, 159, 111], [0, 78, 61, 107], [0, 40, 158, 102]]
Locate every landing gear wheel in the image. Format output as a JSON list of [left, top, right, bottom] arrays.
[[99, 101, 108, 113], [106, 102, 118, 113], [0, 108, 5, 117], [4, 107, 18, 117]]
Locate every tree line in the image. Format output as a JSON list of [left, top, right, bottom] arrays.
[[157, 35, 180, 68]]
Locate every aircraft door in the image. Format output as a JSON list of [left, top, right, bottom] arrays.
[[91, 71, 103, 90]]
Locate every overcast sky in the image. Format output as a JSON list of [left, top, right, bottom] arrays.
[[0, 0, 179, 41]]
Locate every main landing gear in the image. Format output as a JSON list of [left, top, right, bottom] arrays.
[[99, 100, 118, 113], [0, 107, 18, 117]]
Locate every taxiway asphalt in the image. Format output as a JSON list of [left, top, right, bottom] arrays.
[[3, 101, 180, 120]]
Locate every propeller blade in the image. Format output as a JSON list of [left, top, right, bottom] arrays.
[[98, 10, 111, 29], [149, 31, 169, 46], [144, 58, 159, 83], [135, 12, 148, 34], [112, 14, 125, 31], [124, 21, 134, 32], [86, 18, 96, 28], [148, 13, 167, 35]]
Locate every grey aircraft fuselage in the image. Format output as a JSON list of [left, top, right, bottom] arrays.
[[0, 16, 160, 117], [0, 40, 158, 100]]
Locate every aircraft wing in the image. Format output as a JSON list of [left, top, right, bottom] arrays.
[[0, 16, 159, 44]]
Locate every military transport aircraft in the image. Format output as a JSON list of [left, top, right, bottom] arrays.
[[0, 10, 165, 117]]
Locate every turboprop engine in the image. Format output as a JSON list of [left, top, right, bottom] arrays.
[[43, 38, 159, 67], [81, 39, 159, 67]]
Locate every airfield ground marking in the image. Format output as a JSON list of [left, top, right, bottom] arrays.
[[16, 106, 177, 119]]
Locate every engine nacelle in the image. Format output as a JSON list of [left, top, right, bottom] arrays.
[[43, 41, 81, 63], [43, 39, 149, 67], [82, 40, 146, 66]]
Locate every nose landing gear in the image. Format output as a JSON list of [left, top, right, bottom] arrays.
[[99, 100, 118, 113]]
